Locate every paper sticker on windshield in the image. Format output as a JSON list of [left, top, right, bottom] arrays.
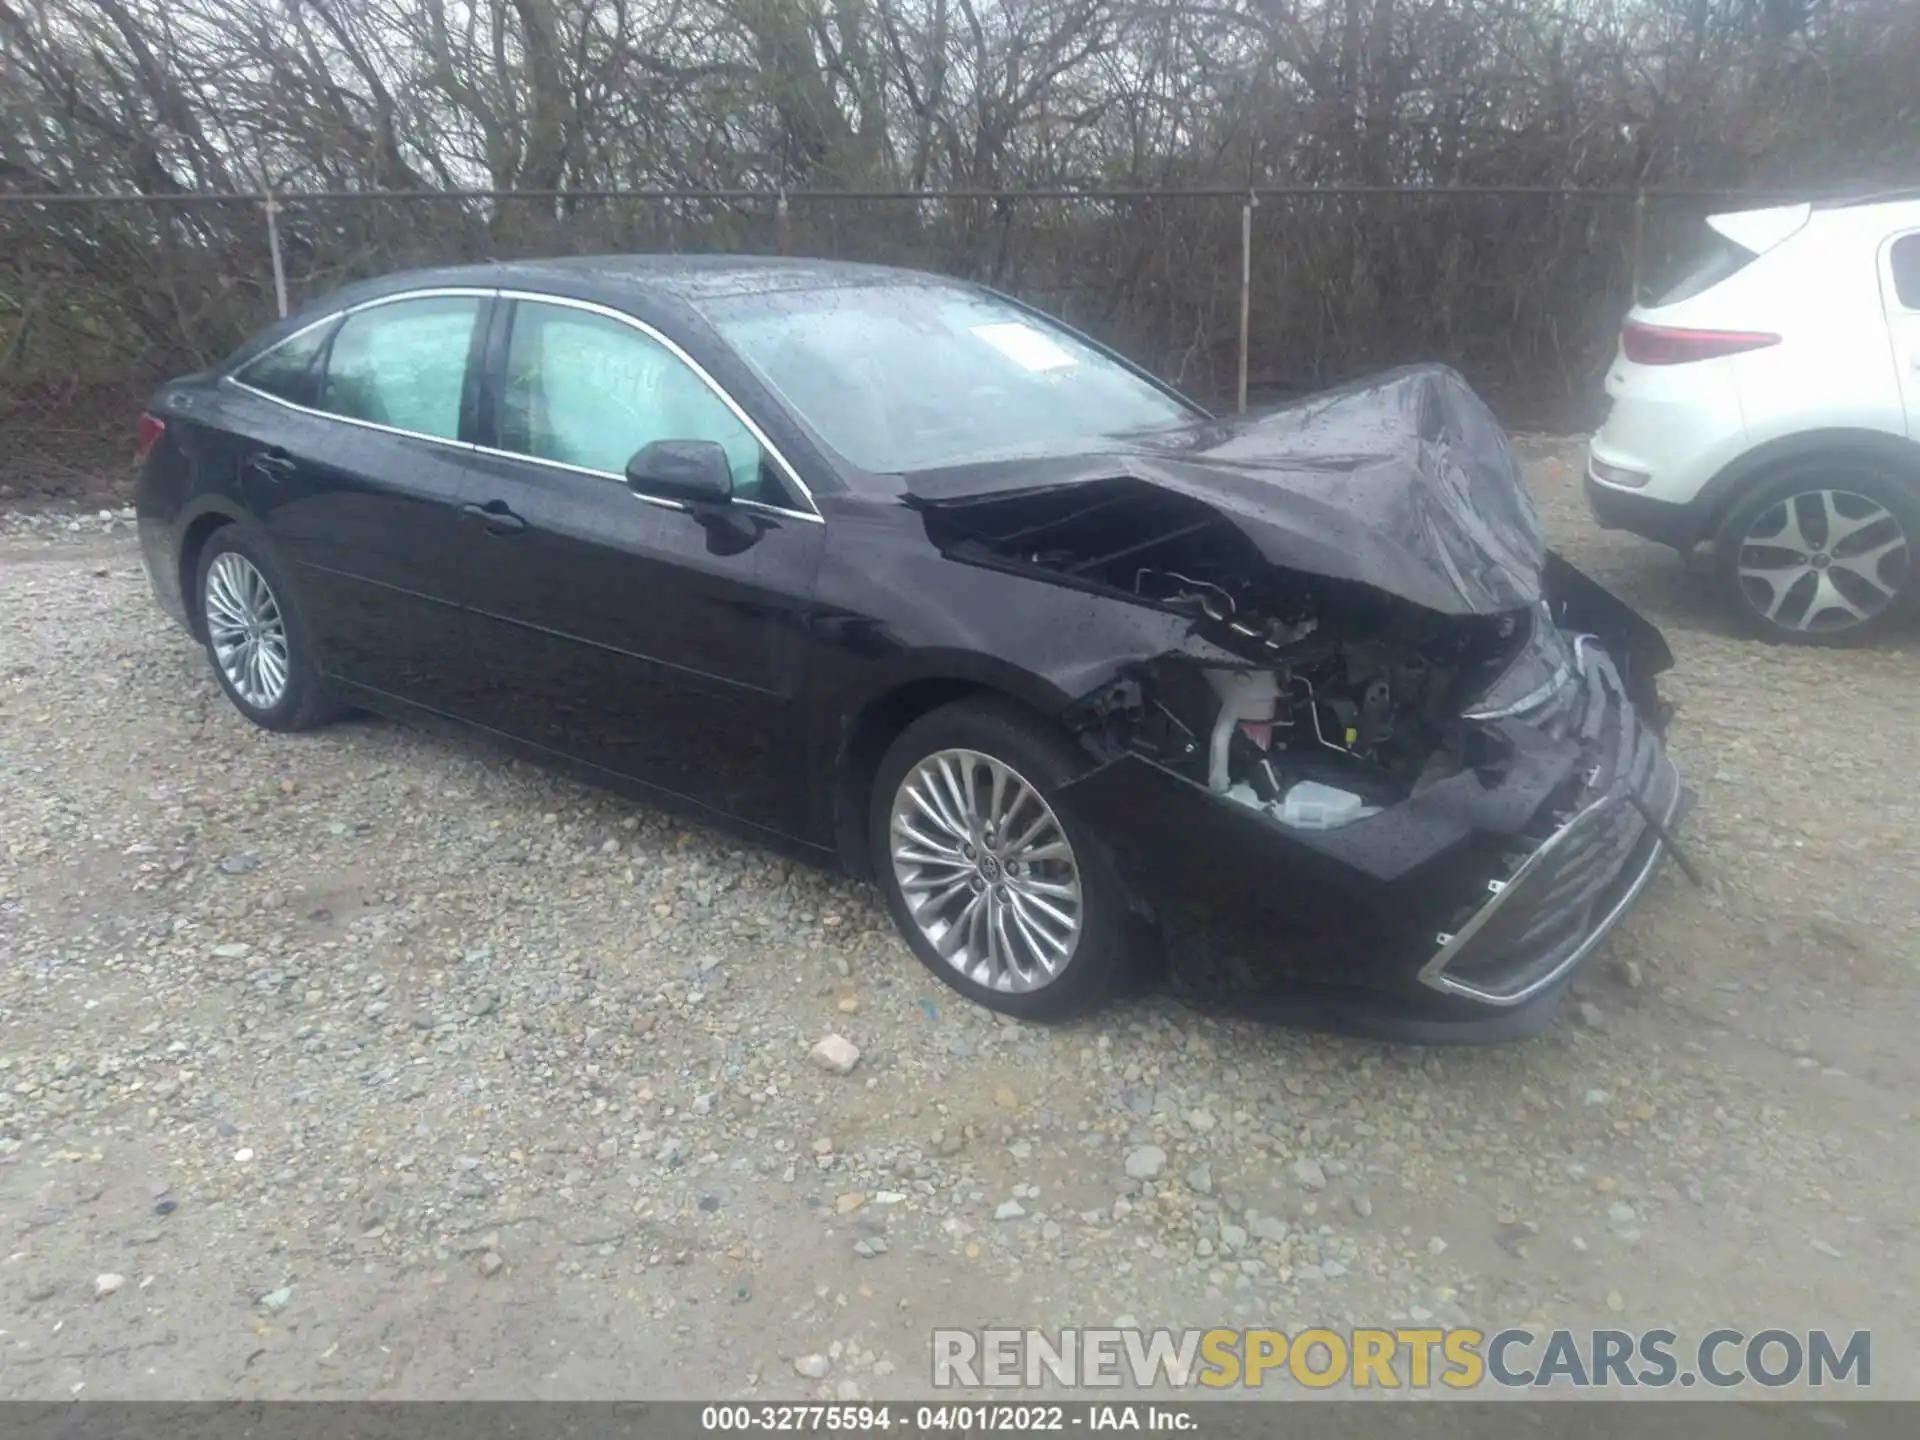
[[970, 322, 1078, 372]]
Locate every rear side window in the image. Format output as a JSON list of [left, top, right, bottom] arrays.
[[233, 322, 332, 403], [1892, 234, 1920, 310], [316, 296, 481, 441], [1651, 231, 1758, 306]]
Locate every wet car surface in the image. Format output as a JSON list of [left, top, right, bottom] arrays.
[[134, 255, 1686, 1040]]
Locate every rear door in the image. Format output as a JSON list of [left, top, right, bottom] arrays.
[[235, 290, 491, 712], [1886, 232, 1920, 437], [453, 293, 826, 835]]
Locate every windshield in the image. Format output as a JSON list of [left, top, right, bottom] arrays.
[[703, 282, 1197, 472]]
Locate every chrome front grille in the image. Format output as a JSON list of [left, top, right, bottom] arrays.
[[1419, 635, 1683, 1006]]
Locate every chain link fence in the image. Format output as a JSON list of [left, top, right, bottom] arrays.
[[0, 185, 1750, 505]]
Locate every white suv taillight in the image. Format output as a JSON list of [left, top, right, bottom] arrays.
[[1621, 321, 1780, 366]]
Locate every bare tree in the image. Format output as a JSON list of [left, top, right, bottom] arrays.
[[2, 0, 1917, 479]]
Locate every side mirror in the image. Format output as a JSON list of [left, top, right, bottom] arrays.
[[625, 440, 733, 505]]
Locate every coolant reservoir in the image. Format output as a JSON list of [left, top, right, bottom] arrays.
[[1274, 780, 1378, 831], [1203, 669, 1280, 792]]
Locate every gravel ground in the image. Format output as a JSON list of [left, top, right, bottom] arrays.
[[2, 444, 1916, 1399]]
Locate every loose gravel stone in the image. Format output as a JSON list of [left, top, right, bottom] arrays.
[[809, 1035, 862, 1075], [4, 447, 1920, 1399]]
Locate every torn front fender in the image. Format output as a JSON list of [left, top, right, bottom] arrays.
[[1541, 552, 1674, 721]]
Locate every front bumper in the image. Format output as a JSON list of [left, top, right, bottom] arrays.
[[1418, 639, 1686, 1006], [1057, 622, 1684, 1043]]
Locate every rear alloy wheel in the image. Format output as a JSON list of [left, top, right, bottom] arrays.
[[1715, 467, 1916, 644], [205, 551, 291, 711], [870, 697, 1141, 1020], [195, 527, 341, 731]]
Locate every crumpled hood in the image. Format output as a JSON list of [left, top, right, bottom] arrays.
[[901, 364, 1547, 617]]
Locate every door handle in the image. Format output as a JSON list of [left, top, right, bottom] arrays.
[[463, 500, 527, 535], [247, 449, 297, 480]]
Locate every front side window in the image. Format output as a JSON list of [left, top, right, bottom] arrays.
[[1891, 233, 1920, 311], [234, 320, 334, 403], [316, 296, 481, 441], [703, 281, 1197, 473], [499, 301, 775, 502]]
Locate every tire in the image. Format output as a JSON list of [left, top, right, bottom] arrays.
[[194, 525, 342, 731], [869, 696, 1141, 1021], [1712, 459, 1918, 645]]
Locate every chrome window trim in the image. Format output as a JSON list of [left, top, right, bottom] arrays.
[[229, 378, 481, 453], [459, 438, 812, 523], [221, 285, 824, 525], [224, 286, 496, 449], [493, 289, 821, 522]]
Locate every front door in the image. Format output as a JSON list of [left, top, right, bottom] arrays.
[[455, 295, 825, 836], [234, 291, 490, 713]]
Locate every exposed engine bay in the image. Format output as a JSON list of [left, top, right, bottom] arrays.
[[890, 365, 1682, 1031], [918, 475, 1531, 829]]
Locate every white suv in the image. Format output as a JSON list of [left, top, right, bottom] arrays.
[[1587, 193, 1920, 642]]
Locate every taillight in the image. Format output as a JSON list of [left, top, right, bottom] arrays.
[[1621, 321, 1780, 366], [136, 413, 167, 456]]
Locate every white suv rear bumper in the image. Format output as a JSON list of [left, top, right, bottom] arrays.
[[1591, 354, 1748, 507]]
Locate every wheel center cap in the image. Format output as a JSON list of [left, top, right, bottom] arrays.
[[1810, 552, 1831, 569], [977, 853, 1001, 883]]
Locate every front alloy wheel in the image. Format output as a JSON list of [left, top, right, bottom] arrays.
[[889, 747, 1085, 993], [869, 696, 1141, 1020]]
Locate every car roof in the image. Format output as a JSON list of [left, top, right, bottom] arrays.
[[1702, 194, 1920, 262], [227, 254, 963, 371], [1811, 186, 1920, 212], [317, 254, 950, 311]]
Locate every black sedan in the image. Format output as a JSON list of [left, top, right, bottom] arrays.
[[135, 256, 1688, 1042]]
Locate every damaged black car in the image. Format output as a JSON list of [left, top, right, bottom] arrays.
[[135, 256, 1689, 1043]]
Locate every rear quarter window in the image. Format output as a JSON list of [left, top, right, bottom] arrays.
[[232, 321, 334, 403], [1651, 232, 1758, 307], [1891, 234, 1920, 310]]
